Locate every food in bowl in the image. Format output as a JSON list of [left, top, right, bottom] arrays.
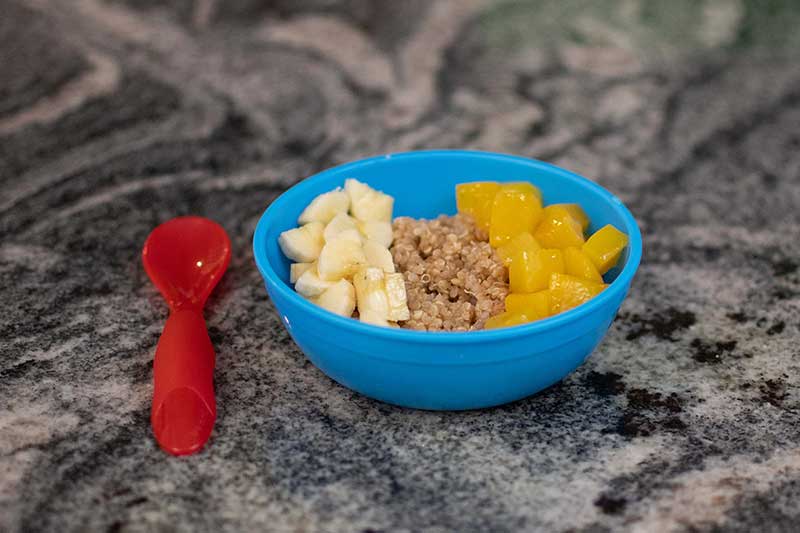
[[391, 214, 508, 331], [254, 151, 643, 409], [278, 179, 410, 327], [457, 181, 628, 329], [278, 177, 628, 332]]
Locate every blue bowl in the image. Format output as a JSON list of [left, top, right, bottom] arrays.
[[253, 150, 642, 410]]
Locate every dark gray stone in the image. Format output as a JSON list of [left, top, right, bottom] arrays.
[[1, 1, 799, 531]]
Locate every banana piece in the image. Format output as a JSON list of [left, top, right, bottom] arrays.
[[343, 178, 372, 205], [317, 237, 367, 281], [281, 181, 405, 328], [345, 178, 393, 222], [298, 189, 350, 225], [278, 222, 324, 262], [353, 267, 390, 326], [357, 220, 393, 248], [332, 228, 363, 245], [358, 310, 389, 326], [313, 279, 356, 317], [290, 262, 314, 283], [385, 273, 410, 321], [363, 240, 395, 273], [323, 213, 359, 242], [295, 266, 334, 298]]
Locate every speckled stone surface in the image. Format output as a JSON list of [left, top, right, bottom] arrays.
[[2, 1, 799, 532]]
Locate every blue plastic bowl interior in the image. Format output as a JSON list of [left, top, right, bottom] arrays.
[[253, 150, 642, 410]]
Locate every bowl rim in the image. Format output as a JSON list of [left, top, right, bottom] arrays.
[[253, 149, 642, 345]]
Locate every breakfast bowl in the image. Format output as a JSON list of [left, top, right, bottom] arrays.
[[253, 150, 642, 410]]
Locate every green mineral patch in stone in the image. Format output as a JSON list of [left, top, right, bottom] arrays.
[[478, 0, 799, 63], [734, 0, 800, 51]]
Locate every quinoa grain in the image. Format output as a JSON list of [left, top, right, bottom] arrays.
[[390, 214, 508, 331]]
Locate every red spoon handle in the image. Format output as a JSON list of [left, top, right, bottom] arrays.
[[151, 309, 216, 456]]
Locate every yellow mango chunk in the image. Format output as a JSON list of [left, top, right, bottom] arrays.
[[489, 183, 543, 247], [505, 291, 550, 320], [456, 182, 499, 232], [549, 203, 589, 232], [563, 247, 603, 283], [549, 273, 607, 315], [484, 311, 531, 330], [496, 232, 540, 266], [504, 181, 543, 203], [534, 205, 585, 249], [582, 224, 629, 274], [509, 248, 564, 293]]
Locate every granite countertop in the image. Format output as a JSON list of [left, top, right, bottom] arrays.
[[2, 1, 799, 531]]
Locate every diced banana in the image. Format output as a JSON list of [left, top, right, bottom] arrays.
[[357, 220, 394, 248], [317, 237, 367, 281], [290, 262, 314, 283], [323, 213, 359, 242], [353, 267, 390, 326], [345, 178, 393, 222], [297, 190, 350, 225], [363, 240, 395, 273], [281, 180, 402, 328], [332, 228, 363, 245], [344, 178, 372, 205], [313, 279, 356, 317], [278, 222, 324, 262], [385, 273, 410, 321], [358, 310, 390, 327], [295, 267, 334, 298], [353, 192, 393, 223]]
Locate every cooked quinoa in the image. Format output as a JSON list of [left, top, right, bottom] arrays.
[[390, 214, 508, 331]]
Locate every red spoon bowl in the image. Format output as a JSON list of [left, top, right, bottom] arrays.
[[142, 216, 231, 456]]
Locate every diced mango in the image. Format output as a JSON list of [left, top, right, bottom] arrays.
[[484, 311, 531, 330], [456, 181, 500, 232], [489, 183, 543, 247], [505, 291, 550, 320], [548, 203, 589, 232], [563, 247, 603, 283], [509, 248, 565, 293], [549, 273, 607, 315], [582, 224, 629, 274], [504, 181, 543, 203], [534, 205, 585, 249], [496, 232, 540, 266]]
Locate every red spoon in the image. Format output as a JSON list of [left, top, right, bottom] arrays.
[[142, 216, 231, 456]]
